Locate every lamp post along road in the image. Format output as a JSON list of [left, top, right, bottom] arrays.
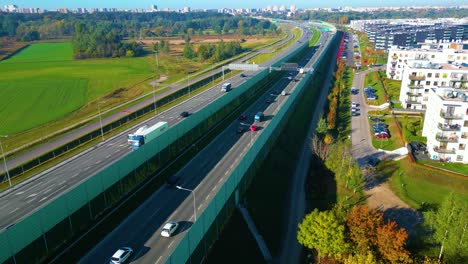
[[97, 102, 106, 141], [0, 135, 11, 187], [152, 84, 158, 114], [176, 186, 197, 221]]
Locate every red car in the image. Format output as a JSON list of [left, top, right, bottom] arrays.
[[238, 114, 247, 121], [250, 125, 257, 131], [375, 133, 389, 139]]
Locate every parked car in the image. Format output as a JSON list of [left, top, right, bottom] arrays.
[[161, 221, 179, 237], [375, 132, 389, 139], [110, 247, 133, 264], [351, 107, 359, 112], [351, 112, 360, 116], [367, 94, 377, 100], [351, 102, 360, 107], [369, 117, 384, 123]]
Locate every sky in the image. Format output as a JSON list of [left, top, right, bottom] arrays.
[[1, 0, 466, 10]]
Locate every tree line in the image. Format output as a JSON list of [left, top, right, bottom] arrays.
[[0, 12, 277, 41], [183, 40, 244, 62]]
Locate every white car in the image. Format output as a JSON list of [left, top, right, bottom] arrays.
[[351, 102, 359, 107], [110, 247, 133, 264], [161, 221, 179, 237]]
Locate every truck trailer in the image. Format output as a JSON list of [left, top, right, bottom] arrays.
[[221, 83, 231, 92], [127, 121, 168, 151]]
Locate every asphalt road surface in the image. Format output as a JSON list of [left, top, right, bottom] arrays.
[[0, 27, 311, 231], [79, 27, 329, 264]]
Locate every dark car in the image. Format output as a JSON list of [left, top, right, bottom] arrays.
[[240, 73, 247, 77], [351, 112, 360, 116], [369, 117, 383, 123], [236, 126, 245, 134], [238, 114, 247, 121], [166, 175, 180, 187], [180, 111, 190, 118]]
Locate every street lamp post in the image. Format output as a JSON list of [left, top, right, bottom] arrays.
[[0, 135, 11, 187], [152, 83, 158, 114], [97, 101, 106, 141], [176, 185, 197, 221]]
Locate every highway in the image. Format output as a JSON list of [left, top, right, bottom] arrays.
[[0, 27, 311, 231], [78, 28, 332, 264]]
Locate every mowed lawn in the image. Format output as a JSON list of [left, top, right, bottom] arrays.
[[0, 42, 154, 135]]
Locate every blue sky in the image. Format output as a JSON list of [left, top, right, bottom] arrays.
[[1, 0, 465, 10]]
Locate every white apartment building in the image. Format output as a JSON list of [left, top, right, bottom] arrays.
[[422, 88, 468, 163], [399, 61, 468, 110], [386, 43, 468, 80]]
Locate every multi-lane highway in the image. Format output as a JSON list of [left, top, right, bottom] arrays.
[[78, 28, 332, 264], [0, 26, 311, 232]]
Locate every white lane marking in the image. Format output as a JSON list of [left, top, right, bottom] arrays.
[[155, 256, 162, 264], [15, 191, 24, 195], [95, 160, 101, 164], [84, 167, 90, 171], [0, 203, 9, 210], [43, 188, 52, 194], [224, 171, 229, 176], [106, 154, 112, 158], [9, 208, 19, 214], [168, 241, 175, 249], [39, 196, 49, 202], [27, 193, 37, 198], [198, 204, 203, 211], [205, 194, 211, 201], [71, 173, 79, 178], [59, 181, 66, 185]]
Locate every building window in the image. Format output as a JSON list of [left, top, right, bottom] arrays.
[[427, 73, 432, 77], [464, 120, 468, 127], [433, 81, 438, 86], [426, 81, 430, 85], [425, 89, 429, 94], [457, 155, 463, 161], [441, 81, 446, 86], [460, 144, 466, 150], [435, 73, 440, 78], [431, 55, 435, 58]]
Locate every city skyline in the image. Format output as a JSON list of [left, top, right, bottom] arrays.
[[2, 0, 467, 10]]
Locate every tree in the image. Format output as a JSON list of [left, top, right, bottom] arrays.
[[297, 209, 350, 260], [183, 43, 195, 59], [425, 193, 468, 262], [310, 134, 330, 160], [376, 220, 411, 263], [346, 205, 383, 253], [343, 251, 378, 264], [315, 115, 327, 135]]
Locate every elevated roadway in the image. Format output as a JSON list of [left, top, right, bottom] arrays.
[[79, 28, 332, 264]]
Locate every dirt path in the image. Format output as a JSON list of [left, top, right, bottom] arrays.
[[364, 171, 422, 233]]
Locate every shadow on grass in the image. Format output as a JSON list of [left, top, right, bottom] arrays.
[[306, 155, 337, 211]]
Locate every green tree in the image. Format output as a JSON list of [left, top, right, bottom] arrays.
[[425, 193, 468, 262], [343, 251, 378, 264], [297, 209, 350, 260], [315, 115, 328, 135], [183, 43, 195, 59]]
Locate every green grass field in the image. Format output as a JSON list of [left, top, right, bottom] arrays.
[[0, 43, 171, 136]]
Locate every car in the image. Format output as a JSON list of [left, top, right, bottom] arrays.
[[351, 102, 359, 107], [236, 126, 245, 134], [180, 111, 189, 118], [238, 114, 247, 121], [161, 221, 179, 237], [375, 133, 389, 139], [351, 107, 359, 112], [372, 123, 388, 128], [110, 247, 133, 264], [364, 87, 375, 93], [367, 95, 377, 100], [369, 117, 383, 123], [374, 129, 388, 134], [287, 76, 293, 80], [166, 175, 180, 187], [240, 73, 247, 77], [250, 125, 257, 131], [351, 112, 360, 116]]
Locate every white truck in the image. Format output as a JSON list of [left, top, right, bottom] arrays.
[[127, 122, 168, 151]]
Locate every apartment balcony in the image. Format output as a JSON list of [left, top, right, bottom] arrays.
[[389, 71, 396, 76], [391, 61, 397, 66], [409, 75, 425, 81], [433, 146, 456, 154], [440, 111, 463, 119], [451, 76, 468, 82], [391, 55, 398, 60], [407, 91, 423, 97], [462, 133, 468, 139], [405, 98, 421, 104], [435, 133, 459, 143], [437, 123, 461, 131], [408, 84, 424, 89]]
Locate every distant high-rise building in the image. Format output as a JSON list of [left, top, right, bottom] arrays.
[[4, 4, 17, 12], [279, 5, 286, 11], [273, 6, 279, 12], [150, 4, 157, 12], [183, 6, 190, 13], [290, 5, 297, 12]]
